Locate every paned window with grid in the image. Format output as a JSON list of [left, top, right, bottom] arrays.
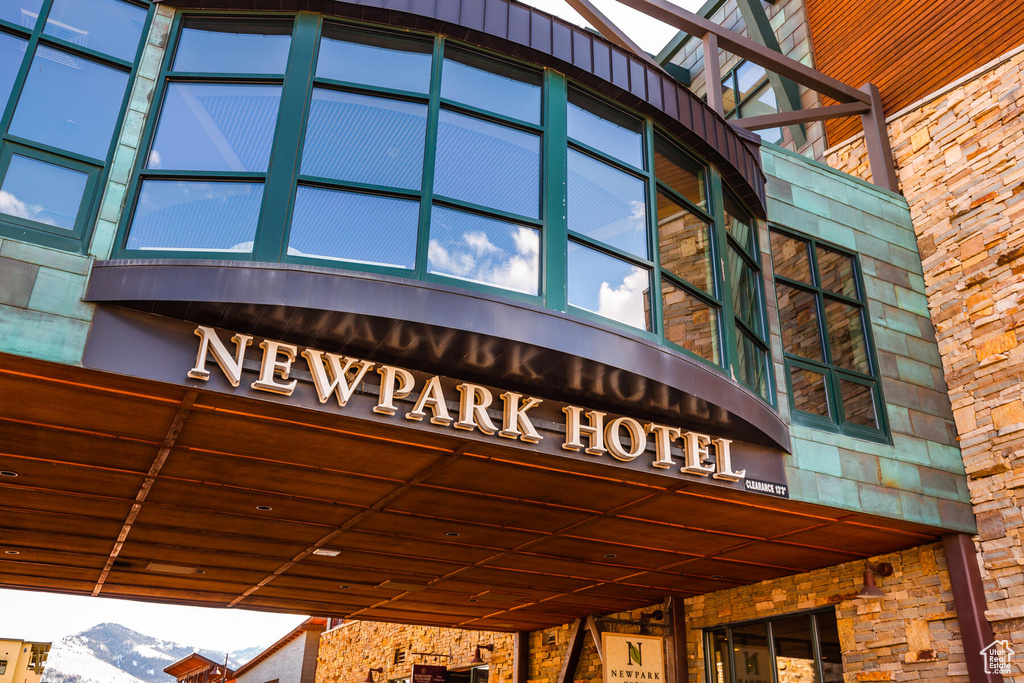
[[0, 0, 149, 251], [125, 17, 291, 254], [770, 227, 885, 439], [654, 134, 720, 365], [705, 609, 844, 683], [721, 60, 781, 145], [565, 89, 653, 332], [725, 194, 771, 400]]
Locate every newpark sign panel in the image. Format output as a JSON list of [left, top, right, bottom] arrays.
[[82, 307, 789, 498]]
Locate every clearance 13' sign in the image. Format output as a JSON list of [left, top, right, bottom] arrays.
[[186, 325, 746, 482], [602, 633, 665, 683]]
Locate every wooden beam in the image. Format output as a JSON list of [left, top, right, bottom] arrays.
[[93, 391, 198, 597], [943, 534, 1003, 683], [613, 0, 871, 104], [859, 83, 900, 193], [557, 619, 587, 683], [563, 0, 665, 72], [586, 615, 603, 663], [513, 631, 530, 683], [734, 101, 870, 130], [702, 32, 724, 116], [665, 597, 688, 683]]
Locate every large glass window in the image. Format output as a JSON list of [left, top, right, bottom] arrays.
[[117, 16, 773, 409], [725, 194, 770, 400], [721, 60, 782, 145], [770, 227, 886, 438], [124, 17, 289, 253], [566, 90, 651, 332], [0, 0, 149, 251], [705, 610, 844, 683]]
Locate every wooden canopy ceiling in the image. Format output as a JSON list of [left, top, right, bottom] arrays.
[[0, 352, 941, 631]]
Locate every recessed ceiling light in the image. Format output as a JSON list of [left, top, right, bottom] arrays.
[[445, 531, 461, 537], [5, 550, 20, 555], [711, 575, 724, 580], [339, 585, 351, 589], [313, 548, 342, 557], [0, 470, 18, 477], [603, 553, 617, 558], [255, 505, 273, 511], [467, 598, 478, 602], [194, 569, 206, 574]]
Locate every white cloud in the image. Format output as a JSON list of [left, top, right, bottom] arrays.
[[0, 190, 57, 226], [429, 227, 539, 295], [597, 267, 649, 329]]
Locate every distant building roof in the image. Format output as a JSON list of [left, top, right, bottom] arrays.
[[231, 617, 328, 680], [164, 652, 234, 680]]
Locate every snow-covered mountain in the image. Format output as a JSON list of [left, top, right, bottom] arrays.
[[42, 623, 263, 683]]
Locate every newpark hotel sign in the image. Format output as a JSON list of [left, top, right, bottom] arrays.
[[186, 325, 750, 486]]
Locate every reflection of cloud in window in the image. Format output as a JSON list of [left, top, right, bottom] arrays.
[[0, 190, 57, 226], [597, 267, 647, 329], [429, 227, 538, 295]]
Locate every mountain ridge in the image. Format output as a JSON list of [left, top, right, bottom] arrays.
[[42, 623, 263, 683]]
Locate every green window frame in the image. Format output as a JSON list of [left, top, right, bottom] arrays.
[[0, 0, 153, 253], [115, 12, 774, 405], [770, 226, 888, 441], [704, 608, 844, 683], [720, 60, 781, 145]]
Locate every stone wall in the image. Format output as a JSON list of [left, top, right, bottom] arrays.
[[667, 0, 827, 159], [825, 44, 1024, 653], [684, 544, 968, 682], [315, 622, 513, 683], [315, 548, 969, 683]]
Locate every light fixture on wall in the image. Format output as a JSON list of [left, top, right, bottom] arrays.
[[365, 667, 384, 682], [470, 644, 494, 664], [856, 561, 893, 598]]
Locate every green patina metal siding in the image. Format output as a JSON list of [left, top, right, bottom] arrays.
[[761, 143, 973, 531]]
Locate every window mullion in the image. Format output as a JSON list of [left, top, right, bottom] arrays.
[[710, 168, 736, 372], [542, 69, 567, 311], [251, 12, 321, 263], [644, 118, 663, 343], [413, 35, 444, 280], [0, 0, 52, 137]]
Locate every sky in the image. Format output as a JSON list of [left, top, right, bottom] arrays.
[[0, 0, 706, 655]]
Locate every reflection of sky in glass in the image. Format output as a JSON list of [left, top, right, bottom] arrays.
[[317, 34, 431, 93], [428, 206, 539, 295], [288, 186, 418, 268], [736, 61, 767, 99], [567, 149, 647, 258], [0, 0, 43, 29], [301, 89, 425, 190], [441, 55, 540, 124], [567, 97, 643, 168], [127, 180, 262, 252], [44, 0, 146, 61], [0, 33, 28, 114], [568, 242, 650, 331], [174, 23, 292, 74], [149, 83, 281, 172], [0, 155, 88, 230], [434, 110, 540, 218], [9, 47, 129, 160]]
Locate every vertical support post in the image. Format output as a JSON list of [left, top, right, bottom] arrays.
[[586, 616, 604, 663], [557, 619, 587, 683], [702, 32, 724, 117], [943, 533, 1003, 683], [858, 83, 899, 193], [665, 597, 689, 683], [513, 631, 530, 683]]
